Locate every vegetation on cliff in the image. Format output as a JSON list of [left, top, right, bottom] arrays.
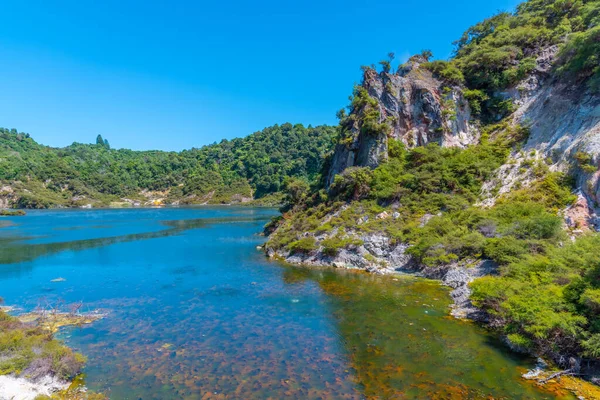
[[428, 0, 600, 118], [269, 119, 596, 371], [0, 123, 336, 208], [267, 0, 600, 367]]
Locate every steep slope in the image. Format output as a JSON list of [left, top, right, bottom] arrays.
[[480, 45, 600, 229]]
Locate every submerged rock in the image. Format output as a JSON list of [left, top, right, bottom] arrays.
[[17, 311, 105, 333]]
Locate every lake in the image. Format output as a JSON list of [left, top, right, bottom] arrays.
[[0, 208, 572, 399]]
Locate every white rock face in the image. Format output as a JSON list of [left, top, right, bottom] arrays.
[[480, 47, 600, 228], [0, 375, 68, 400], [517, 84, 600, 203]]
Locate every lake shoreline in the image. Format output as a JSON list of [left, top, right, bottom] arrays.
[[0, 307, 106, 399], [264, 246, 600, 399], [2, 207, 590, 398], [263, 243, 493, 322]]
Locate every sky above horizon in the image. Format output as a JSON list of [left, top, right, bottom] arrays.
[[0, 0, 521, 151]]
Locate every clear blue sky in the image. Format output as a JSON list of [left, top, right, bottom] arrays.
[[0, 0, 521, 151]]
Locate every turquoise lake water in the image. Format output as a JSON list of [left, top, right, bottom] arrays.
[[0, 208, 573, 399]]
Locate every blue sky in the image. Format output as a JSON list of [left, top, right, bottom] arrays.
[[0, 0, 521, 151]]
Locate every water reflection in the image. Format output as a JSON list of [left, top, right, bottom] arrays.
[[0, 216, 264, 266], [280, 267, 571, 399]]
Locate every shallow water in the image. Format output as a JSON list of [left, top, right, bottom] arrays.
[[0, 208, 572, 399]]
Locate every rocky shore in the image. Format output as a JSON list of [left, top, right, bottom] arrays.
[[0, 374, 69, 400], [0, 308, 106, 400], [265, 231, 496, 322]]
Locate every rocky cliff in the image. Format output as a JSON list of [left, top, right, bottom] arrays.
[[326, 56, 479, 187], [479, 46, 600, 229], [325, 48, 600, 226], [268, 47, 600, 320], [266, 0, 600, 380]]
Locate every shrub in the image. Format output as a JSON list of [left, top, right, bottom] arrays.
[[463, 89, 489, 116], [330, 167, 373, 201], [0, 310, 85, 380], [557, 25, 600, 91], [288, 237, 317, 254], [423, 60, 465, 85], [321, 236, 364, 256]]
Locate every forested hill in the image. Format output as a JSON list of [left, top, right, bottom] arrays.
[[0, 123, 337, 208]]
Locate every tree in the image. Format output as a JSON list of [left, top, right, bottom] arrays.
[[96, 134, 104, 146], [284, 177, 310, 206], [420, 49, 433, 61], [379, 60, 391, 73]]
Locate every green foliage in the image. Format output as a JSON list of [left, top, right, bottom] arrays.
[[0, 124, 336, 207], [463, 89, 489, 116], [582, 334, 600, 358], [575, 151, 598, 173], [420, 49, 433, 61], [406, 170, 574, 267], [330, 167, 373, 201], [447, 0, 600, 118], [288, 237, 317, 254], [95, 134, 110, 149], [0, 310, 85, 380], [321, 235, 364, 256], [282, 177, 311, 209], [471, 234, 600, 358], [378, 60, 391, 74], [423, 60, 465, 85], [271, 123, 529, 258], [498, 172, 577, 211], [455, 2, 566, 91], [0, 209, 26, 216], [351, 87, 391, 138], [268, 0, 599, 366], [557, 19, 600, 91], [370, 133, 511, 213]]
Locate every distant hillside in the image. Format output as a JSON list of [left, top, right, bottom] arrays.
[[0, 123, 336, 208]]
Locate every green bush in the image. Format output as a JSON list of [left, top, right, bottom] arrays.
[[423, 60, 465, 85], [463, 89, 489, 116], [288, 237, 317, 254], [330, 167, 373, 201], [321, 236, 364, 256], [471, 234, 600, 358], [557, 25, 600, 91], [0, 310, 85, 380]]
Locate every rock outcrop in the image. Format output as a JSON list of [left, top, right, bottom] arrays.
[[269, 48, 600, 321], [326, 56, 479, 187], [278, 232, 414, 275], [266, 227, 495, 320], [480, 46, 600, 228]]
